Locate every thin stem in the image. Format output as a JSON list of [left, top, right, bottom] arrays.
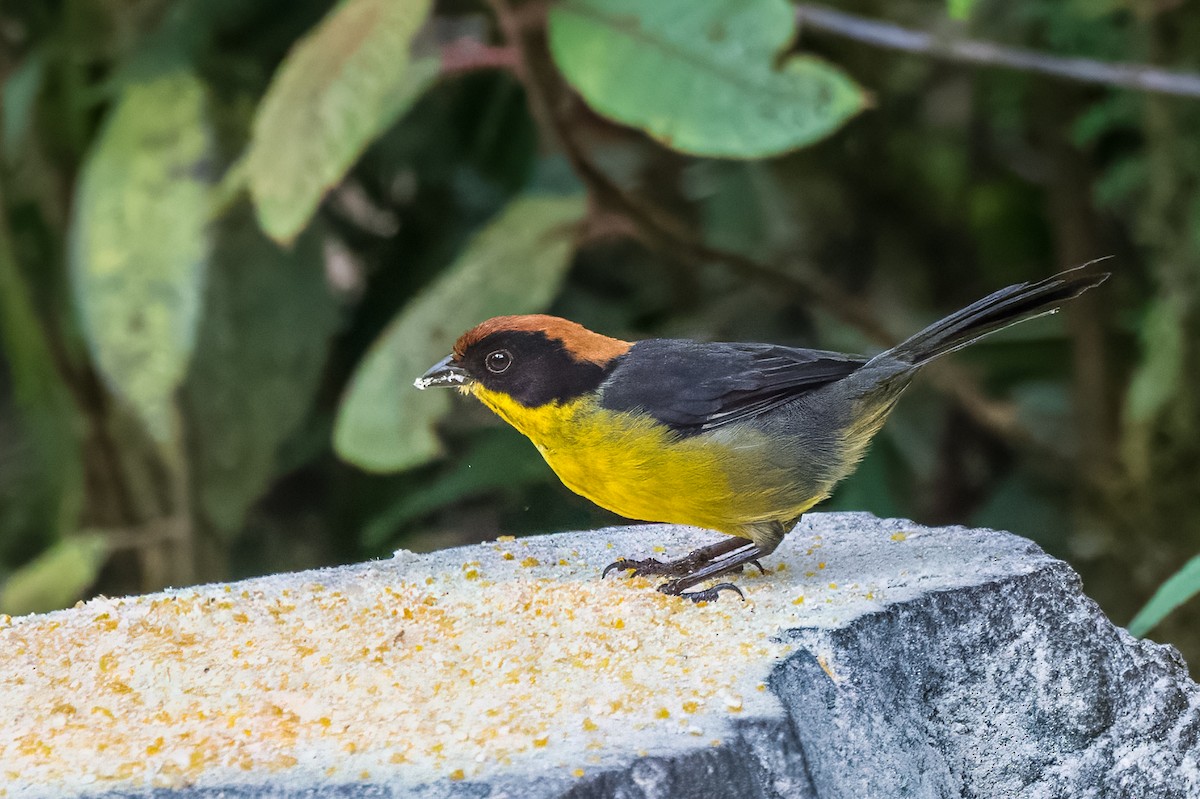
[[794, 4, 1200, 99], [440, 39, 520, 75]]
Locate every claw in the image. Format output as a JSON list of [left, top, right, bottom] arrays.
[[727, 560, 767, 576], [602, 559, 634, 579], [657, 580, 745, 603], [603, 558, 666, 579], [603, 557, 679, 579]]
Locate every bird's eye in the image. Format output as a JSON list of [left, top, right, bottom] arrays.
[[485, 349, 513, 374]]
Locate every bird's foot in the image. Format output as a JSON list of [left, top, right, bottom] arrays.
[[602, 557, 675, 579], [604, 549, 751, 580], [603, 537, 765, 601], [657, 580, 745, 603]]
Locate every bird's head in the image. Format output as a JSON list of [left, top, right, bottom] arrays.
[[414, 315, 631, 407]]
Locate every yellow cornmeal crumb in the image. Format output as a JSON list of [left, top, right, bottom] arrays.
[[449, 769, 465, 781], [792, 596, 805, 605], [520, 557, 540, 568], [497, 535, 516, 542], [572, 768, 585, 778], [891, 532, 908, 542], [0, 532, 861, 798]]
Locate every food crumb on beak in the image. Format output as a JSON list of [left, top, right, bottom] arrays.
[[414, 355, 469, 390]]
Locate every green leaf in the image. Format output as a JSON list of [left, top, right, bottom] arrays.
[[0, 535, 108, 616], [2, 50, 45, 162], [1093, 155, 1148, 213], [1123, 296, 1185, 477], [1128, 552, 1200, 638], [548, 0, 866, 158], [69, 69, 212, 443], [334, 192, 586, 472], [947, 0, 977, 21], [182, 211, 340, 536], [246, 0, 438, 244], [0, 199, 84, 558]]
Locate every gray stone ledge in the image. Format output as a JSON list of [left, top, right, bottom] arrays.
[[1, 513, 1196, 798]]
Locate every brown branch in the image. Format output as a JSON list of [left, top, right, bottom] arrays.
[[440, 38, 519, 75], [794, 4, 1200, 99], [482, 0, 563, 150]]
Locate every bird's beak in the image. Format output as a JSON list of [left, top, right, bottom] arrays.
[[414, 354, 470, 390]]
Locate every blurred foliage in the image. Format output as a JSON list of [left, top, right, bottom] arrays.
[[1, 0, 1199, 670]]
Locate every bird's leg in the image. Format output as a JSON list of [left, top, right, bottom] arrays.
[[602, 536, 748, 580], [657, 520, 792, 602], [656, 540, 770, 603]]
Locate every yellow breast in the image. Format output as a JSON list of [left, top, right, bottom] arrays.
[[467, 386, 813, 535]]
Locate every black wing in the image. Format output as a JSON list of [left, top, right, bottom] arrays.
[[598, 339, 865, 434]]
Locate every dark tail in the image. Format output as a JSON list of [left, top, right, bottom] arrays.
[[883, 261, 1110, 367]]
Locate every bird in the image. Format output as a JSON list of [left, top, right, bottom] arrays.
[[415, 264, 1108, 602]]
